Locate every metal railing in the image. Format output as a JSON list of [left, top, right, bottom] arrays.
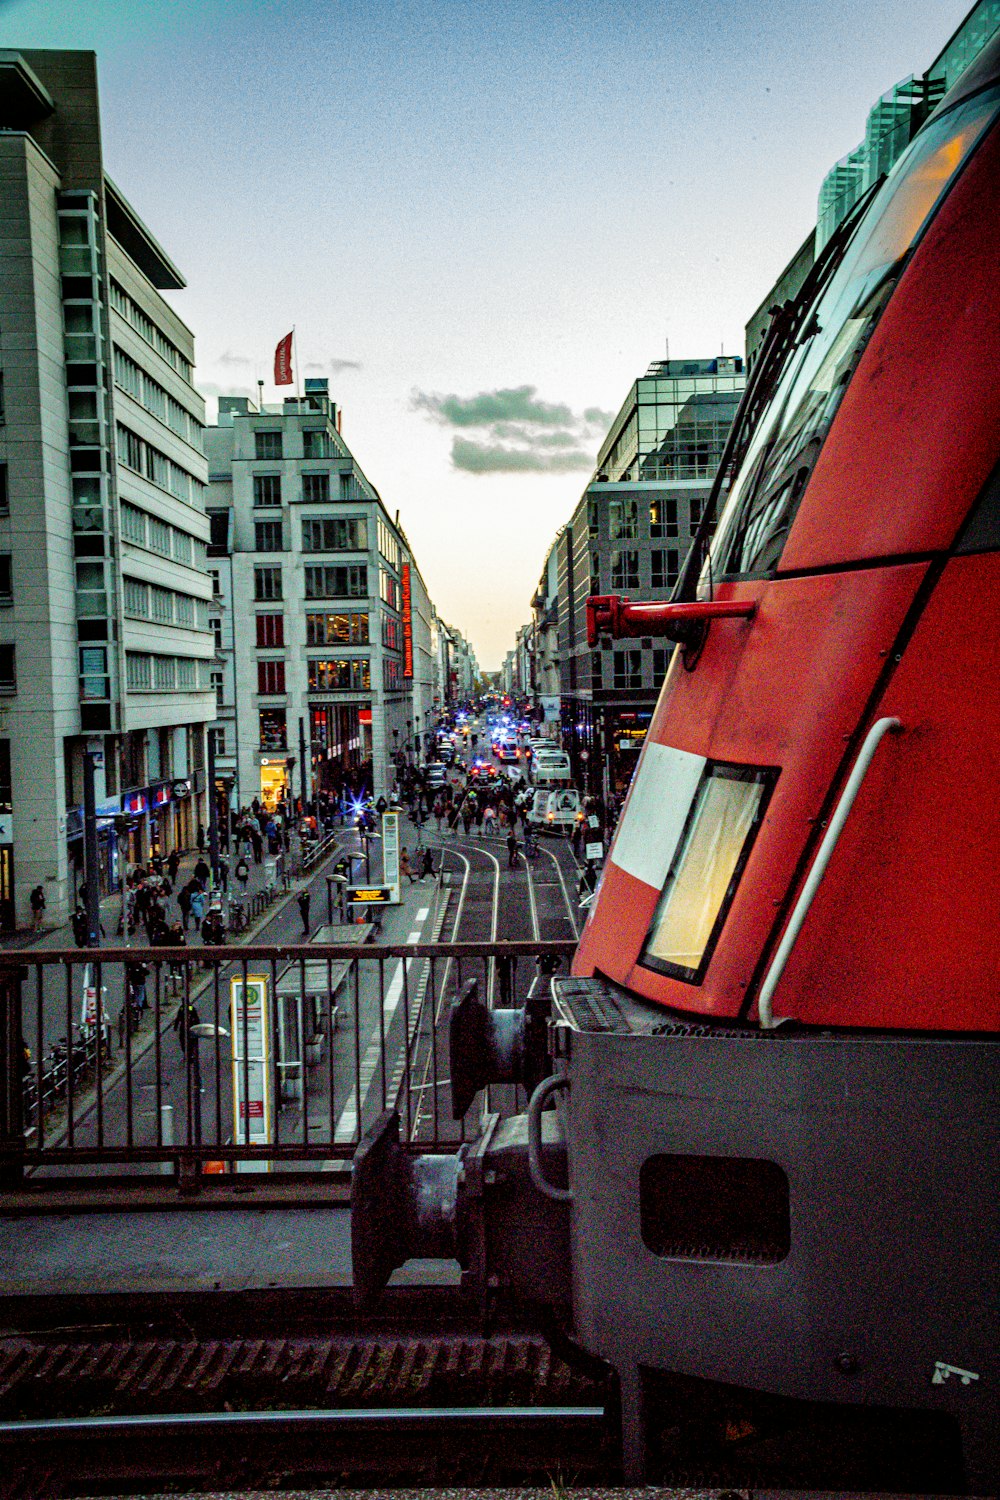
[[0, 940, 574, 1195]]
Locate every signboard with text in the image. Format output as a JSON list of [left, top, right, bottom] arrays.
[[231, 974, 273, 1172], [401, 562, 414, 678], [347, 886, 392, 904]]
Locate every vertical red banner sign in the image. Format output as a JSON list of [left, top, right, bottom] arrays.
[[401, 563, 413, 679], [274, 331, 293, 385]]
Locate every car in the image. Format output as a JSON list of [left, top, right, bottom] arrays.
[[424, 762, 448, 788], [495, 735, 519, 763], [468, 759, 499, 780]]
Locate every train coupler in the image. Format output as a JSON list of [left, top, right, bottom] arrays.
[[449, 961, 559, 1117], [351, 1101, 571, 1311]]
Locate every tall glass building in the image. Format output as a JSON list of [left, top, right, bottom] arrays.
[[817, 0, 999, 247]]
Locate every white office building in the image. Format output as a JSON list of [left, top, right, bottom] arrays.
[[205, 382, 443, 811], [0, 50, 214, 928]]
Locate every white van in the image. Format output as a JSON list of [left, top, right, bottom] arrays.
[[528, 787, 581, 834], [529, 748, 572, 786]]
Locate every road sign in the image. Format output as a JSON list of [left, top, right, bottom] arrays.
[[347, 886, 392, 904]]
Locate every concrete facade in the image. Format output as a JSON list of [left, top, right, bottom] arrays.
[[0, 51, 213, 929], [205, 384, 445, 809]]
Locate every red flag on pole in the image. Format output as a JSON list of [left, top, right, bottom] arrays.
[[274, 330, 293, 386]]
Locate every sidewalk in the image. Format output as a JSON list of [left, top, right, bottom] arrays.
[[1, 841, 287, 954]]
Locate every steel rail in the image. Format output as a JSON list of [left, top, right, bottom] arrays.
[[0, 1404, 606, 1439]]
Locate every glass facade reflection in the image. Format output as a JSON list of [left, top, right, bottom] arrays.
[[595, 357, 745, 484]]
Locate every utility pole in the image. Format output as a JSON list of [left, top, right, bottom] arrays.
[[299, 716, 309, 814], [82, 742, 102, 949], [207, 731, 220, 888]]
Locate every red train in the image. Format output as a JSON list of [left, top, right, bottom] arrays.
[[354, 41, 1000, 1489]]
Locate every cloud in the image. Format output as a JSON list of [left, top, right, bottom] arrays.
[[412, 385, 574, 429], [584, 406, 616, 428], [452, 438, 593, 475], [412, 382, 606, 477], [215, 350, 254, 369], [304, 358, 363, 374]]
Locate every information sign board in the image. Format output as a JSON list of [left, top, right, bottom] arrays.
[[585, 841, 604, 862], [231, 974, 273, 1171], [347, 886, 392, 904], [381, 810, 401, 902]]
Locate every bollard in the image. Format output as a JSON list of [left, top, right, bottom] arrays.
[[160, 1103, 174, 1175]]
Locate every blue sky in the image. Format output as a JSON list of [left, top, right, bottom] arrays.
[[0, 0, 976, 664]]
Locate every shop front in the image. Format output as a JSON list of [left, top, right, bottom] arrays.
[[259, 758, 290, 811], [603, 707, 653, 799]]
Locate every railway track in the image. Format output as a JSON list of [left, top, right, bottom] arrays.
[[0, 1325, 613, 1496]]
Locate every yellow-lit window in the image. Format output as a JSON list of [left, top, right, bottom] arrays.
[[640, 764, 774, 981]]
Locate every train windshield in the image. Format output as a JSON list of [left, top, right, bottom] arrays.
[[707, 84, 1000, 581]]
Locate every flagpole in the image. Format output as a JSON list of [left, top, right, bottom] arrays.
[[293, 325, 300, 400]]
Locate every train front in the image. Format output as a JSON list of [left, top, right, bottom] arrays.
[[352, 44, 1000, 1488]]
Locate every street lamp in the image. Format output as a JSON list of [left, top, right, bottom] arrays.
[[188, 1021, 229, 1146]]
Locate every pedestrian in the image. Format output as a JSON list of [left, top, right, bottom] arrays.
[[218, 855, 229, 893], [200, 907, 226, 946], [196, 824, 206, 853], [29, 884, 45, 931], [71, 905, 88, 948], [297, 889, 311, 935], [177, 881, 193, 931], [190, 884, 206, 926], [167, 850, 181, 885], [193, 855, 210, 886], [173, 998, 201, 1054], [125, 958, 149, 1013], [250, 828, 263, 864], [419, 846, 434, 881], [235, 856, 250, 892], [400, 848, 418, 885], [578, 861, 598, 899], [484, 802, 496, 838], [572, 818, 585, 859], [507, 830, 519, 869]]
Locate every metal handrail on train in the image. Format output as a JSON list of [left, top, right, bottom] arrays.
[[757, 716, 903, 1029]]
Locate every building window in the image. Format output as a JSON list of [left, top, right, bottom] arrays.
[[209, 727, 226, 758], [257, 659, 286, 694], [302, 472, 330, 503], [590, 554, 600, 593], [125, 652, 151, 691], [591, 655, 602, 689], [588, 498, 599, 539], [209, 568, 221, 595], [0, 645, 15, 693], [254, 520, 284, 552], [0, 555, 12, 604], [651, 549, 679, 589], [304, 564, 367, 599], [611, 550, 639, 590], [259, 706, 287, 750], [652, 648, 670, 679], [381, 613, 400, 650], [253, 474, 282, 507], [650, 498, 678, 538], [609, 499, 639, 539], [124, 577, 149, 617], [212, 618, 223, 650], [690, 497, 702, 536], [254, 565, 283, 601], [149, 517, 172, 556], [303, 430, 329, 459], [383, 656, 402, 691], [307, 658, 371, 691], [151, 585, 173, 624], [256, 613, 285, 647], [613, 648, 643, 690], [306, 611, 369, 645], [379, 569, 400, 609], [211, 669, 224, 707], [301, 516, 367, 551], [0, 464, 7, 515], [255, 431, 282, 460]]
